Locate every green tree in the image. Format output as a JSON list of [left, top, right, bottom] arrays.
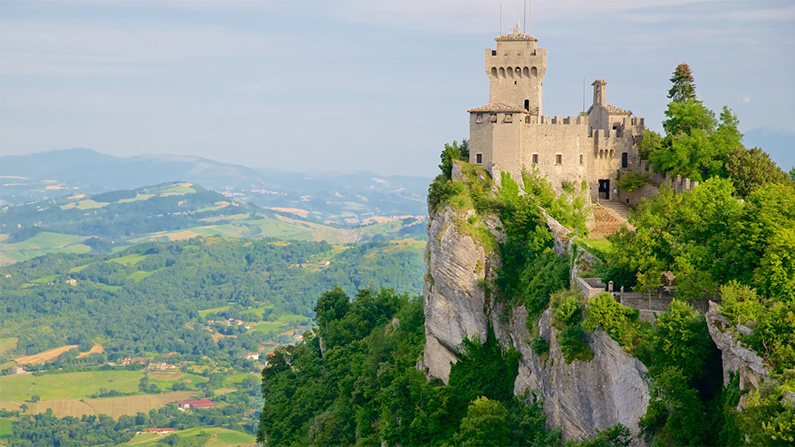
[[453, 397, 510, 447], [725, 146, 788, 197], [439, 140, 470, 179], [667, 63, 696, 103]]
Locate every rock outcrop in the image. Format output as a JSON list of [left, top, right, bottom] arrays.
[[422, 201, 650, 444], [705, 301, 769, 392]]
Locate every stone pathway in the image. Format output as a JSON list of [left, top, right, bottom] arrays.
[[589, 201, 633, 239]]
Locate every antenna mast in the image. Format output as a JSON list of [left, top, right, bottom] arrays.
[[500, 3, 502, 35], [528, 0, 532, 34], [523, 0, 526, 33]]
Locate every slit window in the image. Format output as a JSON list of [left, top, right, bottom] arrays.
[[621, 152, 628, 168], [476, 153, 483, 164], [556, 154, 563, 165], [579, 154, 584, 166], [532, 153, 539, 164]]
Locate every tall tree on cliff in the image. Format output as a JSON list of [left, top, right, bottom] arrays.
[[667, 63, 696, 103]]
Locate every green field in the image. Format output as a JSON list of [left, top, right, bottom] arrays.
[[125, 426, 255, 446], [159, 184, 196, 195], [128, 270, 156, 282], [147, 371, 207, 391], [110, 254, 148, 265], [32, 274, 58, 283], [118, 193, 155, 203], [240, 304, 273, 319], [0, 417, 13, 440], [60, 199, 109, 210], [0, 338, 17, 356], [199, 305, 232, 317], [0, 232, 90, 265], [249, 313, 306, 335], [0, 370, 142, 401], [94, 283, 122, 292]]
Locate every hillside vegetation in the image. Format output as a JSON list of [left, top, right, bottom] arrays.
[[0, 181, 425, 264]]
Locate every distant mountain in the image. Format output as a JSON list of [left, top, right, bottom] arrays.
[[0, 181, 425, 265], [0, 148, 432, 223]]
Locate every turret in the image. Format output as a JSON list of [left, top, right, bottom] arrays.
[[592, 79, 607, 106], [485, 25, 547, 116]]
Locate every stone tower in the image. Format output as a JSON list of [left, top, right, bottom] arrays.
[[486, 25, 546, 116]]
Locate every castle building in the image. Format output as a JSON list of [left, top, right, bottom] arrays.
[[468, 25, 645, 202]]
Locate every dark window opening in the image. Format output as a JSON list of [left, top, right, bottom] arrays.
[[476, 153, 483, 164], [532, 153, 539, 164], [579, 154, 584, 166], [491, 50, 497, 56], [524, 100, 529, 111], [555, 154, 562, 165], [621, 152, 628, 168]]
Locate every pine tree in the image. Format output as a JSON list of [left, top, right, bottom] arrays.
[[668, 63, 696, 102]]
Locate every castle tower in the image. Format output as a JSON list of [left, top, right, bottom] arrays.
[[486, 25, 546, 115]]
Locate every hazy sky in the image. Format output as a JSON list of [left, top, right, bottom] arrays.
[[1, 0, 793, 176]]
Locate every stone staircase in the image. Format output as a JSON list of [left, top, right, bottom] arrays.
[[589, 201, 633, 239]]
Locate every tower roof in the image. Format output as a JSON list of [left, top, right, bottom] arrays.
[[495, 25, 538, 42]]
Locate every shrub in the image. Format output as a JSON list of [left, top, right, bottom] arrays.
[[616, 171, 649, 192]]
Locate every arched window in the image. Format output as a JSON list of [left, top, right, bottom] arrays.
[[499, 67, 505, 78], [531, 67, 538, 76], [524, 100, 529, 111], [523, 67, 529, 77], [491, 67, 497, 77]]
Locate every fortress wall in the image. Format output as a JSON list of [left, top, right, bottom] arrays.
[[519, 121, 590, 191]]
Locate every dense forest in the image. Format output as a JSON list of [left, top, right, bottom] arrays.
[[0, 236, 424, 364]]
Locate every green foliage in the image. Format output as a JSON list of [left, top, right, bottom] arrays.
[[568, 424, 632, 447], [719, 281, 764, 325], [725, 147, 789, 197], [428, 174, 467, 215], [667, 63, 696, 103], [740, 370, 795, 446], [532, 336, 549, 355], [522, 167, 590, 235], [439, 140, 470, 179], [640, 366, 707, 446], [639, 129, 663, 160], [551, 290, 594, 364], [259, 287, 558, 447], [453, 396, 510, 447], [583, 292, 649, 350], [615, 171, 649, 192]]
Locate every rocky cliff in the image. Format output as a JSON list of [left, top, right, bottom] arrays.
[[705, 301, 769, 395], [422, 191, 650, 443]]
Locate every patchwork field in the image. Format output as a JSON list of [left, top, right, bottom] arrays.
[[20, 391, 197, 418], [0, 232, 90, 265], [0, 369, 141, 401], [14, 345, 79, 365], [76, 344, 104, 358], [125, 426, 255, 447]]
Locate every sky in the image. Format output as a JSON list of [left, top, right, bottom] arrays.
[[1, 0, 793, 177]]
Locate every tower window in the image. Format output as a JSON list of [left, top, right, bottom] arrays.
[[579, 154, 584, 166], [524, 100, 529, 111], [476, 113, 484, 124], [476, 153, 483, 164], [556, 154, 563, 165], [532, 153, 539, 164], [622, 152, 628, 168], [504, 114, 513, 123], [489, 114, 497, 123]]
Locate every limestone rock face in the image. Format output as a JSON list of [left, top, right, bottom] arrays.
[[705, 301, 769, 391], [422, 204, 650, 444], [511, 306, 649, 444], [422, 205, 497, 383]]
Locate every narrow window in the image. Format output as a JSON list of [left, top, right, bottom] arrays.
[[556, 154, 562, 165], [621, 152, 628, 168], [532, 153, 539, 164], [476, 153, 483, 164], [524, 100, 529, 111], [579, 154, 584, 166], [476, 113, 484, 124]]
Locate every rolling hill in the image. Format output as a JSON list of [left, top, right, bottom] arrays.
[[0, 181, 425, 265]]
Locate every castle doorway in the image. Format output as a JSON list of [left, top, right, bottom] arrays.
[[598, 179, 610, 200]]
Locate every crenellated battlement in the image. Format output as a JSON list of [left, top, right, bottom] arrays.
[[525, 115, 589, 125], [638, 160, 699, 193]]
